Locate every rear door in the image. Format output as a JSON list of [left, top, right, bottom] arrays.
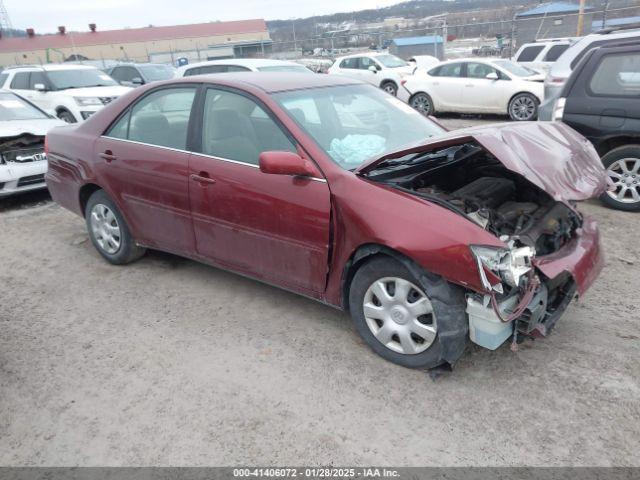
[[563, 46, 640, 145], [428, 62, 466, 111], [188, 86, 331, 295], [94, 85, 198, 253]]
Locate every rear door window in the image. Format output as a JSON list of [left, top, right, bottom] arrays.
[[340, 57, 359, 69], [430, 63, 463, 77], [544, 44, 570, 61], [516, 45, 545, 62], [589, 52, 640, 97], [10, 72, 30, 89], [28, 72, 47, 89]]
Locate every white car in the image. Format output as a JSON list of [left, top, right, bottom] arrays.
[[0, 64, 132, 123], [0, 91, 65, 197], [176, 58, 313, 77], [398, 58, 545, 121], [327, 53, 415, 96]]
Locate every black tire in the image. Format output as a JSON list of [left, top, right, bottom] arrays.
[[380, 81, 397, 96], [599, 145, 640, 212], [409, 92, 434, 116], [348, 255, 468, 369], [508, 93, 538, 121], [85, 190, 146, 264], [57, 109, 77, 123]]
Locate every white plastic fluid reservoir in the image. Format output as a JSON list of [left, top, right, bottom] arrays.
[[466, 295, 518, 350]]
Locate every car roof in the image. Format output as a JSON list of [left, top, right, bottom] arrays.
[[335, 52, 392, 60], [172, 71, 361, 93], [179, 58, 302, 70], [8, 64, 98, 72]]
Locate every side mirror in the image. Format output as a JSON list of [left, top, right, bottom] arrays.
[[368, 65, 378, 73], [486, 72, 499, 80], [259, 151, 319, 178], [131, 77, 144, 85], [33, 83, 47, 92]]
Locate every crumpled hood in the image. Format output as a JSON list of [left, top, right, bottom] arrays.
[[0, 118, 66, 138], [357, 121, 607, 201]]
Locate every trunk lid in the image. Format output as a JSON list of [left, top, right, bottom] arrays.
[[356, 121, 607, 201]]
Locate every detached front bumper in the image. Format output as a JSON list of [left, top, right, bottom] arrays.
[[534, 215, 604, 297], [0, 161, 48, 197]]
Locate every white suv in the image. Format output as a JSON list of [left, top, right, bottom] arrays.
[[0, 64, 132, 123], [327, 53, 415, 96]]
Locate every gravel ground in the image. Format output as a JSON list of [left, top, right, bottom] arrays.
[[1, 116, 639, 466]]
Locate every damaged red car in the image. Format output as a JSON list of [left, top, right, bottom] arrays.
[[45, 73, 607, 368]]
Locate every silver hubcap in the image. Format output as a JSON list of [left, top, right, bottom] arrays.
[[383, 84, 396, 95], [607, 158, 640, 204], [363, 277, 436, 355], [510, 95, 536, 120], [90, 204, 121, 254], [411, 94, 431, 115]]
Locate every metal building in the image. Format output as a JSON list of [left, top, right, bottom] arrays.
[[515, 2, 594, 46], [389, 36, 444, 60]]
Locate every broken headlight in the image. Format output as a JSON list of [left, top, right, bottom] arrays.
[[471, 245, 535, 290]]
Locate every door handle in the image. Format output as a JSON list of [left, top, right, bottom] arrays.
[[190, 172, 216, 186], [99, 150, 117, 162]]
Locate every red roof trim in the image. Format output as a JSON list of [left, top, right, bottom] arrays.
[[0, 19, 268, 53]]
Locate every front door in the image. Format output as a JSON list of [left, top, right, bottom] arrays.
[[462, 62, 504, 113], [94, 86, 198, 254], [429, 62, 466, 111], [188, 87, 331, 295]]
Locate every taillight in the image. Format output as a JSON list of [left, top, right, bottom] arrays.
[[552, 97, 566, 121], [400, 79, 407, 86]]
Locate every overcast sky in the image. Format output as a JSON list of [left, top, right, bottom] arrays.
[[5, 0, 401, 32]]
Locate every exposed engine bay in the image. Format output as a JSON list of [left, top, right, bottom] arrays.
[[366, 141, 582, 256], [0, 134, 46, 165], [365, 141, 584, 349]]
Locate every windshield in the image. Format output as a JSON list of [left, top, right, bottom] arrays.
[[493, 60, 536, 77], [274, 84, 444, 169], [375, 54, 408, 68], [139, 65, 176, 81], [257, 65, 312, 73], [47, 68, 118, 90], [0, 92, 49, 121]]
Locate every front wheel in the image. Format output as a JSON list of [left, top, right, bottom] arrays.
[[409, 92, 434, 116], [85, 190, 146, 264], [600, 145, 640, 211], [381, 81, 397, 96], [348, 256, 467, 369], [508, 93, 538, 121]]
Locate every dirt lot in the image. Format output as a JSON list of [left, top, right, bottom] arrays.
[[1, 116, 639, 466]]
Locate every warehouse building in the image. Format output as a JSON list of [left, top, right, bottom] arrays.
[[389, 36, 444, 60], [515, 2, 594, 46], [0, 19, 272, 67]]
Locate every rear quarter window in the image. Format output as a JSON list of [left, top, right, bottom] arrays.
[[0, 72, 9, 87], [516, 45, 545, 62], [10, 72, 30, 89], [589, 52, 640, 97], [544, 44, 570, 62]]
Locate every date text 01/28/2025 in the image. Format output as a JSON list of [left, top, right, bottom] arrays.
[[232, 468, 399, 478]]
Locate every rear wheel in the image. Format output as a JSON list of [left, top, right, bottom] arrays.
[[85, 190, 146, 264], [381, 81, 397, 96], [508, 93, 538, 121], [409, 92, 434, 116], [600, 145, 640, 211], [348, 256, 467, 369]]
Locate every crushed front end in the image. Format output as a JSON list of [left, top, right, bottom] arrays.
[[0, 134, 48, 197], [361, 134, 606, 352]]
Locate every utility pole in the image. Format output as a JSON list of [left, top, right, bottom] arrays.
[[576, 0, 586, 36], [0, 0, 12, 37], [292, 18, 297, 53]]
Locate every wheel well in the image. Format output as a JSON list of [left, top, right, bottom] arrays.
[[341, 244, 420, 311], [78, 183, 102, 217], [508, 91, 541, 107], [594, 137, 640, 157], [380, 79, 397, 89], [55, 106, 70, 115]]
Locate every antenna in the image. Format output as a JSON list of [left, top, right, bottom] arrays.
[[0, 0, 13, 37]]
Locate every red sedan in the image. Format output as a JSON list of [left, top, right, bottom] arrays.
[[45, 73, 606, 369]]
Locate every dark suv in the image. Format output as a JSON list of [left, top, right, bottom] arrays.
[[108, 63, 176, 87], [550, 42, 640, 211]]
